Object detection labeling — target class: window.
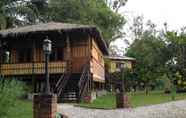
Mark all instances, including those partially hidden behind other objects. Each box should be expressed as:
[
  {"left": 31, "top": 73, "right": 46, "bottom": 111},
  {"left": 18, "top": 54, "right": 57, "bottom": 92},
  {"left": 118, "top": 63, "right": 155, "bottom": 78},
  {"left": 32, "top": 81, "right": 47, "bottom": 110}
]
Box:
[{"left": 116, "top": 62, "right": 125, "bottom": 70}]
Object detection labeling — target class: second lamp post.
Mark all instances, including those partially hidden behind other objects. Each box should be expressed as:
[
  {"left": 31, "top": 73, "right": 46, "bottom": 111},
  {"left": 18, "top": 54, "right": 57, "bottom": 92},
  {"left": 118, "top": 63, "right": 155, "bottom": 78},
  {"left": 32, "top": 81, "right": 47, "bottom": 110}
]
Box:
[{"left": 116, "top": 63, "right": 129, "bottom": 108}]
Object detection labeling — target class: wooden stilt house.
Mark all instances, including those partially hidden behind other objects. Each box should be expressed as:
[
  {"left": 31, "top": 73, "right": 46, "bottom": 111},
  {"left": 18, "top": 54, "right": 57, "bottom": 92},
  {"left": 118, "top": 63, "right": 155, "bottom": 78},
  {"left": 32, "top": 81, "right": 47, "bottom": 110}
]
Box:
[{"left": 0, "top": 22, "right": 108, "bottom": 102}]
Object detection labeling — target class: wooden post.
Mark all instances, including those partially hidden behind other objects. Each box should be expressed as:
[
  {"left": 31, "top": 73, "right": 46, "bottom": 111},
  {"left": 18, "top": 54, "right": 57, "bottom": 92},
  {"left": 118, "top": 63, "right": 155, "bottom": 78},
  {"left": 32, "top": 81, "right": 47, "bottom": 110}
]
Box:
[
  {"left": 88, "top": 36, "right": 92, "bottom": 94},
  {"left": 66, "top": 35, "right": 71, "bottom": 73},
  {"left": 32, "top": 40, "right": 36, "bottom": 93}
]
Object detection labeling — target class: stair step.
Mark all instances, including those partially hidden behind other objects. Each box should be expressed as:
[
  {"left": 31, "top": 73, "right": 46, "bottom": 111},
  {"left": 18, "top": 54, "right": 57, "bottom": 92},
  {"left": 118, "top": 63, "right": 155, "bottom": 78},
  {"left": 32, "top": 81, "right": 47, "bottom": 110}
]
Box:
[{"left": 58, "top": 91, "right": 79, "bottom": 103}]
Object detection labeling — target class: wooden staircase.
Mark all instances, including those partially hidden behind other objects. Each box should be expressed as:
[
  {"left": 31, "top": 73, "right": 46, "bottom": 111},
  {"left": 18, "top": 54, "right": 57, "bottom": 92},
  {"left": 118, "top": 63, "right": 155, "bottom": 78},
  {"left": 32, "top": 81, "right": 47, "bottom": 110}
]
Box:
[
  {"left": 54, "top": 72, "right": 71, "bottom": 101},
  {"left": 54, "top": 63, "right": 90, "bottom": 102},
  {"left": 62, "top": 91, "right": 77, "bottom": 101},
  {"left": 61, "top": 78, "right": 79, "bottom": 102},
  {"left": 78, "top": 63, "right": 90, "bottom": 102}
]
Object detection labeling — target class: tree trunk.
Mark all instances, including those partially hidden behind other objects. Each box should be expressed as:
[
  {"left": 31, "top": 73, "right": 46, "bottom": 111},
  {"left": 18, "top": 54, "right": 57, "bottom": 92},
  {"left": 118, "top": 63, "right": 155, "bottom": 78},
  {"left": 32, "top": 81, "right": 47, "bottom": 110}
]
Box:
[{"left": 145, "top": 82, "right": 149, "bottom": 95}]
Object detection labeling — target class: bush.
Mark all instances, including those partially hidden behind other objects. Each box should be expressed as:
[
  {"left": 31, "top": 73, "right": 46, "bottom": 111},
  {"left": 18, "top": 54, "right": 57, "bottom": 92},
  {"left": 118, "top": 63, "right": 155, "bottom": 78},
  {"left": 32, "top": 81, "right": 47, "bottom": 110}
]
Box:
[{"left": 0, "top": 77, "right": 25, "bottom": 117}]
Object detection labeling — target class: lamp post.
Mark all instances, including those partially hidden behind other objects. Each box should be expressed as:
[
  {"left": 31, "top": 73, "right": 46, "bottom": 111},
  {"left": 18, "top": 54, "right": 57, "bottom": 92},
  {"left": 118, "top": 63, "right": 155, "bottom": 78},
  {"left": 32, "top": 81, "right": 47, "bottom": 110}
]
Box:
[
  {"left": 34, "top": 38, "right": 58, "bottom": 118},
  {"left": 43, "top": 38, "right": 52, "bottom": 94},
  {"left": 4, "top": 51, "right": 10, "bottom": 64},
  {"left": 116, "top": 63, "right": 129, "bottom": 108},
  {"left": 120, "top": 63, "right": 125, "bottom": 93}
]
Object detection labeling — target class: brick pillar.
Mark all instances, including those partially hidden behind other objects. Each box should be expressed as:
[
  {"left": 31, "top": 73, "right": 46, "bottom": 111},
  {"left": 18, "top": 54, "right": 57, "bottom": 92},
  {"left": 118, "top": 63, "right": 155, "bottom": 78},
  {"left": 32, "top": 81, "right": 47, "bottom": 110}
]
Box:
[
  {"left": 116, "top": 93, "right": 130, "bottom": 108},
  {"left": 33, "top": 94, "right": 57, "bottom": 118}
]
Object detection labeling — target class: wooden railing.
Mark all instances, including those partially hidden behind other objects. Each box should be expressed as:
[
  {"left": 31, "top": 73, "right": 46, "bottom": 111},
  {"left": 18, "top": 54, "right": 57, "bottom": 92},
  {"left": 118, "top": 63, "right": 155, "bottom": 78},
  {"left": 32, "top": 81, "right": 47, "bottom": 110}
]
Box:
[
  {"left": 55, "top": 72, "right": 71, "bottom": 96},
  {"left": 0, "top": 61, "right": 67, "bottom": 76},
  {"left": 78, "top": 63, "right": 90, "bottom": 101}
]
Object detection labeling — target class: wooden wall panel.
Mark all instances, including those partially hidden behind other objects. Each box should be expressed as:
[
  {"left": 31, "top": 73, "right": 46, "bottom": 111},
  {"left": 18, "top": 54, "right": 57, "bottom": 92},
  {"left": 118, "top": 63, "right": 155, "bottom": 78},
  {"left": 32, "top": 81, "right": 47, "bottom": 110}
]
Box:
[
  {"left": 71, "top": 57, "right": 87, "bottom": 73},
  {"left": 72, "top": 46, "right": 89, "bottom": 57},
  {"left": 10, "top": 49, "right": 17, "bottom": 63},
  {"left": 35, "top": 48, "right": 44, "bottom": 62},
  {"left": 91, "top": 39, "right": 105, "bottom": 82},
  {"left": 90, "top": 58, "right": 105, "bottom": 82},
  {"left": 10, "top": 47, "right": 43, "bottom": 63},
  {"left": 70, "top": 39, "right": 90, "bottom": 73},
  {"left": 7, "top": 38, "right": 92, "bottom": 74}
]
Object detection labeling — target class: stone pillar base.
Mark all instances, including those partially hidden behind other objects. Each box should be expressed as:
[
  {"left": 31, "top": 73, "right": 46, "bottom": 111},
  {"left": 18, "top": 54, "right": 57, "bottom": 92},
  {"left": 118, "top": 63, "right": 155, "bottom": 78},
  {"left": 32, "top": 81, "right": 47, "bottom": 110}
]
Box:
[
  {"left": 116, "top": 93, "right": 130, "bottom": 108},
  {"left": 33, "top": 93, "right": 57, "bottom": 118}
]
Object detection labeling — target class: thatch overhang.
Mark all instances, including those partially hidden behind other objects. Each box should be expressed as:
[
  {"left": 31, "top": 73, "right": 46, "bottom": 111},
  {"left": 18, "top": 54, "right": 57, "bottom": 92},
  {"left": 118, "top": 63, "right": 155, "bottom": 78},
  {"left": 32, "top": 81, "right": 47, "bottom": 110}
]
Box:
[{"left": 0, "top": 22, "right": 108, "bottom": 55}]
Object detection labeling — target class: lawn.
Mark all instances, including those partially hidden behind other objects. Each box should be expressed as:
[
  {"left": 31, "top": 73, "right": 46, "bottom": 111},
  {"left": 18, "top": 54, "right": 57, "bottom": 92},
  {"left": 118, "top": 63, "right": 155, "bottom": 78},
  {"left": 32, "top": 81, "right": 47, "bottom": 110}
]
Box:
[
  {"left": 79, "top": 91, "right": 186, "bottom": 109},
  {"left": 8, "top": 100, "right": 33, "bottom": 118},
  {"left": 7, "top": 91, "right": 186, "bottom": 117}
]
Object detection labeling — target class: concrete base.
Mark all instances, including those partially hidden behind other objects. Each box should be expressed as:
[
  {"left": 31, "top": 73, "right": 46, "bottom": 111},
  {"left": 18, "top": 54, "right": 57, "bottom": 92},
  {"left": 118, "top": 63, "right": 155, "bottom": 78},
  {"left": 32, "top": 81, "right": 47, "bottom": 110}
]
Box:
[
  {"left": 33, "top": 93, "right": 57, "bottom": 118},
  {"left": 96, "top": 90, "right": 107, "bottom": 97}
]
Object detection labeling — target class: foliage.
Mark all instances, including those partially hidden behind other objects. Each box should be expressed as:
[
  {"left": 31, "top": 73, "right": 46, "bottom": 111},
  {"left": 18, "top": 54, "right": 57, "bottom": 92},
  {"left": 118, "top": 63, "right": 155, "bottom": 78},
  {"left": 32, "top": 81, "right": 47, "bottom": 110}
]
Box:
[
  {"left": 127, "top": 31, "right": 167, "bottom": 88},
  {"left": 164, "top": 29, "right": 186, "bottom": 79},
  {"left": 0, "top": 0, "right": 39, "bottom": 29},
  {"left": 0, "top": 0, "right": 127, "bottom": 45},
  {"left": 126, "top": 18, "right": 172, "bottom": 94},
  {"left": 162, "top": 74, "right": 171, "bottom": 91},
  {"left": 46, "top": 0, "right": 126, "bottom": 44},
  {"left": 104, "top": 0, "right": 128, "bottom": 13},
  {"left": 0, "top": 78, "right": 25, "bottom": 118},
  {"left": 130, "top": 15, "right": 144, "bottom": 40},
  {"left": 127, "top": 16, "right": 186, "bottom": 93}
]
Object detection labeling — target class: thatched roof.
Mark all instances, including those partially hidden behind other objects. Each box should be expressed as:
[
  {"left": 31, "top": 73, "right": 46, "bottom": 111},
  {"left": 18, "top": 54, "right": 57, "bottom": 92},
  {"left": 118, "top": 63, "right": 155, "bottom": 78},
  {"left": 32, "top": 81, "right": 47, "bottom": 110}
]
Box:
[{"left": 0, "top": 22, "right": 108, "bottom": 54}]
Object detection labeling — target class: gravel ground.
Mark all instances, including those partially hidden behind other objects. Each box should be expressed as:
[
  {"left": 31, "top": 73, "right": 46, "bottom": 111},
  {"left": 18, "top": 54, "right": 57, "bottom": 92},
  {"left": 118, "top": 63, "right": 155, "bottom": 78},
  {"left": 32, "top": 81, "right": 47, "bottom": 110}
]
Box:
[{"left": 58, "top": 100, "right": 186, "bottom": 118}]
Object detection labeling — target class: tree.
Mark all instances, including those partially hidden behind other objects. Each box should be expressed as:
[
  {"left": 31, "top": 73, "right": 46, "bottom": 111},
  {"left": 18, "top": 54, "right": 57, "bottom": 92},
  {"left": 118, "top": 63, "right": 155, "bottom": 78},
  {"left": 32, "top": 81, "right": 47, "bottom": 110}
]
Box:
[
  {"left": 104, "top": 0, "right": 128, "bottom": 13},
  {"left": 127, "top": 21, "right": 168, "bottom": 94},
  {"left": 163, "top": 25, "right": 186, "bottom": 80},
  {"left": 130, "top": 15, "right": 144, "bottom": 40},
  {"left": 46, "top": 0, "right": 126, "bottom": 44},
  {"left": 0, "top": 0, "right": 127, "bottom": 45},
  {"left": 0, "top": 0, "right": 39, "bottom": 29}
]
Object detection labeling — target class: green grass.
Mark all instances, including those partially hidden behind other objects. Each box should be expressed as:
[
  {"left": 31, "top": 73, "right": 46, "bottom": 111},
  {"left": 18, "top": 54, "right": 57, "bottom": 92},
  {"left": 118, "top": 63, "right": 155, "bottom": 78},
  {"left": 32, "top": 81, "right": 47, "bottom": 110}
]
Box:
[
  {"left": 79, "top": 91, "right": 186, "bottom": 109},
  {"left": 79, "top": 93, "right": 116, "bottom": 109},
  {"left": 6, "top": 91, "right": 186, "bottom": 117},
  {"left": 8, "top": 100, "right": 32, "bottom": 118}
]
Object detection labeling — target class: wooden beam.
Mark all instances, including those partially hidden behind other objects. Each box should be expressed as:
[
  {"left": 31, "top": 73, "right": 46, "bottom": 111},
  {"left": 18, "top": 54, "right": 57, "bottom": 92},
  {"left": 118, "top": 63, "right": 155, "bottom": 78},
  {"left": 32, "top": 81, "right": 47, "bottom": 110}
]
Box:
[
  {"left": 32, "top": 40, "right": 36, "bottom": 93},
  {"left": 66, "top": 34, "right": 72, "bottom": 72}
]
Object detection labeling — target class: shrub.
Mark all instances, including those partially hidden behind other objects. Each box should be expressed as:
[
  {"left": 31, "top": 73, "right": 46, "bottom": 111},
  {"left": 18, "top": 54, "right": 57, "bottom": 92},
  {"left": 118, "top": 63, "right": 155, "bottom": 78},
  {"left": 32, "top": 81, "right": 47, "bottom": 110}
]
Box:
[{"left": 0, "top": 77, "right": 25, "bottom": 118}]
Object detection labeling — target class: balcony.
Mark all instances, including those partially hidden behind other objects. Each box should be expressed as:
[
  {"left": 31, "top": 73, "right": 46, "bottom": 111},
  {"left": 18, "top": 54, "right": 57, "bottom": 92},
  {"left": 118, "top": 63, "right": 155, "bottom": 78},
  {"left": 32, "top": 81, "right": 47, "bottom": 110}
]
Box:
[{"left": 0, "top": 61, "right": 67, "bottom": 76}]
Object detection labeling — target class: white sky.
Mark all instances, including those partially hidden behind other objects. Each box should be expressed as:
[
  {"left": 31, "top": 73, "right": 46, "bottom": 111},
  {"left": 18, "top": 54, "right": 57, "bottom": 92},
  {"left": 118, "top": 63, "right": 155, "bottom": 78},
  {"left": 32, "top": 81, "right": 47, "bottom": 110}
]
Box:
[
  {"left": 122, "top": 0, "right": 186, "bottom": 30},
  {"left": 112, "top": 0, "right": 186, "bottom": 55}
]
